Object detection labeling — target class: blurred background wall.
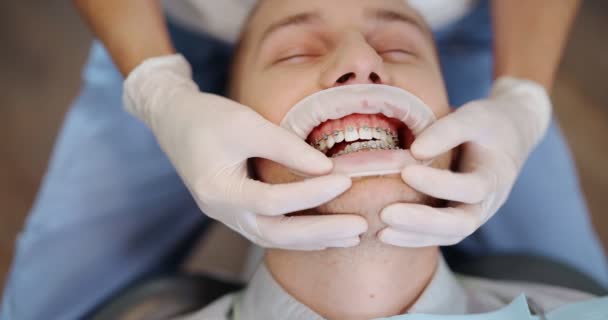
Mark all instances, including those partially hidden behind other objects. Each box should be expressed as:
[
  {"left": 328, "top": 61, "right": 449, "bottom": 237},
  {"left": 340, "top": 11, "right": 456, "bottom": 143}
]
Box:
[{"left": 1, "top": 1, "right": 607, "bottom": 291}]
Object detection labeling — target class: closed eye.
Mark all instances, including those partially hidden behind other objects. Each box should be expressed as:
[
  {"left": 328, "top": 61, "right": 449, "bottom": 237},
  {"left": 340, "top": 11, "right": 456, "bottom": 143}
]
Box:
[
  {"left": 275, "top": 54, "right": 318, "bottom": 64},
  {"left": 379, "top": 49, "right": 415, "bottom": 62}
]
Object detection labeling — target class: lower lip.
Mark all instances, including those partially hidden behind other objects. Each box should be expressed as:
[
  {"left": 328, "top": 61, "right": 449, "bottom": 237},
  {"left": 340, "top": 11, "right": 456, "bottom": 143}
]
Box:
[
  {"left": 331, "top": 149, "right": 432, "bottom": 178},
  {"left": 289, "top": 149, "right": 433, "bottom": 178}
]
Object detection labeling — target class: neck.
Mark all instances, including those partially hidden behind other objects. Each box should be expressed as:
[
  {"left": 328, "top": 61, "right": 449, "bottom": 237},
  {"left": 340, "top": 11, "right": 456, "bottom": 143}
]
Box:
[{"left": 265, "top": 241, "right": 438, "bottom": 320}]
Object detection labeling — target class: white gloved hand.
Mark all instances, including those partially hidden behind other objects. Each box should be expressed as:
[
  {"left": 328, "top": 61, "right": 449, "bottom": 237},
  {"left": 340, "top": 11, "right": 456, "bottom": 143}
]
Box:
[
  {"left": 379, "top": 77, "right": 552, "bottom": 247},
  {"left": 123, "top": 54, "right": 367, "bottom": 250}
]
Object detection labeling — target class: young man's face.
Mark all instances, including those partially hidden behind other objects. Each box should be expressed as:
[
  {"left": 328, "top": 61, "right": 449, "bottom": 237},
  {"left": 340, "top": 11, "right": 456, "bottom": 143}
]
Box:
[{"left": 231, "top": 0, "right": 453, "bottom": 232}]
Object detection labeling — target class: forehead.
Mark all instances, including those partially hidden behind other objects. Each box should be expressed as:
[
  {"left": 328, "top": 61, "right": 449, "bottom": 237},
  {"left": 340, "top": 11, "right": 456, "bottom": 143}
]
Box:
[{"left": 247, "top": 0, "right": 427, "bottom": 41}]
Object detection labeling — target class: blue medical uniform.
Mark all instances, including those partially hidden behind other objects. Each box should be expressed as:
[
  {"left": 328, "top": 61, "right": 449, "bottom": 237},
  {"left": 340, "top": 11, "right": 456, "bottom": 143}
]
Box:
[{"left": 2, "top": 1, "right": 606, "bottom": 319}]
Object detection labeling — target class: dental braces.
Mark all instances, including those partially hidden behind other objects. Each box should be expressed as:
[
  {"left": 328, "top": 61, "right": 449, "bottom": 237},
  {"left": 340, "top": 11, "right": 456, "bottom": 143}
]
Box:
[
  {"left": 311, "top": 126, "right": 399, "bottom": 153},
  {"left": 332, "top": 140, "right": 402, "bottom": 157}
]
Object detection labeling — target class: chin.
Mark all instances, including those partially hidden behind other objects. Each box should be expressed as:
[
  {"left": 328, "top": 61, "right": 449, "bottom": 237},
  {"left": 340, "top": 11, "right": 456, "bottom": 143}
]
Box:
[
  {"left": 254, "top": 150, "right": 451, "bottom": 235},
  {"left": 316, "top": 175, "right": 426, "bottom": 214},
  {"left": 318, "top": 175, "right": 435, "bottom": 236}
]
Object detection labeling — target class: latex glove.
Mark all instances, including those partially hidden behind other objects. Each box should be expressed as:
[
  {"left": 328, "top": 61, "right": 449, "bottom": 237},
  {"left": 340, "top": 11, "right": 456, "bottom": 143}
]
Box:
[
  {"left": 379, "top": 77, "right": 552, "bottom": 247},
  {"left": 123, "top": 54, "right": 367, "bottom": 250}
]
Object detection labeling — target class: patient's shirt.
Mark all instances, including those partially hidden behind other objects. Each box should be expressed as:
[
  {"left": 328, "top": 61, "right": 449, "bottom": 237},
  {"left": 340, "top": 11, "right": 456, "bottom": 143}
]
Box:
[{"left": 178, "top": 258, "right": 594, "bottom": 320}]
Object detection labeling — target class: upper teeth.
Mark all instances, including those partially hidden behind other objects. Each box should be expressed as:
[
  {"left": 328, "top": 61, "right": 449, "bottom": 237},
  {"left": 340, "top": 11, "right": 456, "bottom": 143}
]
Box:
[
  {"left": 345, "top": 127, "right": 358, "bottom": 142},
  {"left": 358, "top": 126, "right": 373, "bottom": 140},
  {"left": 373, "top": 127, "right": 384, "bottom": 140},
  {"left": 333, "top": 130, "right": 345, "bottom": 143},
  {"left": 311, "top": 127, "right": 400, "bottom": 156},
  {"left": 325, "top": 134, "right": 335, "bottom": 149}
]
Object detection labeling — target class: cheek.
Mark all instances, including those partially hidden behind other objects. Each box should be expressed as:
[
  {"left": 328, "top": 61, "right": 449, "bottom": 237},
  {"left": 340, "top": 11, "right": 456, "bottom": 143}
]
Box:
[
  {"left": 238, "top": 68, "right": 322, "bottom": 125},
  {"left": 254, "top": 158, "right": 300, "bottom": 184},
  {"left": 389, "top": 65, "right": 450, "bottom": 118}
]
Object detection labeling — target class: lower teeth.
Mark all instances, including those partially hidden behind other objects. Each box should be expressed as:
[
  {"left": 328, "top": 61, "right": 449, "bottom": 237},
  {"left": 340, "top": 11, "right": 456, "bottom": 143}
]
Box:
[{"left": 332, "top": 139, "right": 401, "bottom": 157}]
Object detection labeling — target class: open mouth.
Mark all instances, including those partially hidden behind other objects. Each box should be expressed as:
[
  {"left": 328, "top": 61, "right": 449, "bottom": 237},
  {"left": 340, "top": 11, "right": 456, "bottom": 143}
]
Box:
[
  {"left": 306, "top": 113, "right": 415, "bottom": 158},
  {"left": 280, "top": 84, "right": 435, "bottom": 177}
]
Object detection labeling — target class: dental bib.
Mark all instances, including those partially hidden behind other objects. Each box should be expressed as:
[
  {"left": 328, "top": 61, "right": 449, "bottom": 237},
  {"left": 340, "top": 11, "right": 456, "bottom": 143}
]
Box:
[
  {"left": 280, "top": 85, "right": 437, "bottom": 178},
  {"left": 376, "top": 295, "right": 608, "bottom": 320}
]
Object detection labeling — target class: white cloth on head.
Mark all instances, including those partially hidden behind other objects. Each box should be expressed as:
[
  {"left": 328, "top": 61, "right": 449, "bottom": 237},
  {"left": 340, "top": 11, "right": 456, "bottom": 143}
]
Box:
[{"left": 162, "top": 0, "right": 478, "bottom": 44}]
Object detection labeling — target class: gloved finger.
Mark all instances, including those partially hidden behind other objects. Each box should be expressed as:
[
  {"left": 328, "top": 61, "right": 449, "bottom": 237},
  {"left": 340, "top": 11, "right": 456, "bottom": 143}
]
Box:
[
  {"left": 378, "top": 227, "right": 462, "bottom": 247},
  {"left": 244, "top": 116, "right": 334, "bottom": 176},
  {"left": 256, "top": 214, "right": 368, "bottom": 250},
  {"left": 380, "top": 203, "right": 481, "bottom": 238},
  {"left": 285, "top": 237, "right": 363, "bottom": 251},
  {"left": 323, "top": 237, "right": 362, "bottom": 248},
  {"left": 410, "top": 109, "right": 477, "bottom": 160},
  {"left": 235, "top": 174, "right": 352, "bottom": 216},
  {"left": 402, "top": 165, "right": 495, "bottom": 204}
]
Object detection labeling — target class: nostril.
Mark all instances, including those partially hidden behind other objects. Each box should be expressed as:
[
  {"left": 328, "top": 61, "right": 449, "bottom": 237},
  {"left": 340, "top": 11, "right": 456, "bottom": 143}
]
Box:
[
  {"left": 369, "top": 72, "right": 381, "bottom": 84},
  {"left": 336, "top": 72, "right": 355, "bottom": 84}
]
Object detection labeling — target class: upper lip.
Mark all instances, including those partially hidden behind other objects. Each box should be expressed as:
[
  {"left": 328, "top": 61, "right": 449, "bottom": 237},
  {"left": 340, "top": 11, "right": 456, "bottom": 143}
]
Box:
[{"left": 279, "top": 84, "right": 436, "bottom": 140}]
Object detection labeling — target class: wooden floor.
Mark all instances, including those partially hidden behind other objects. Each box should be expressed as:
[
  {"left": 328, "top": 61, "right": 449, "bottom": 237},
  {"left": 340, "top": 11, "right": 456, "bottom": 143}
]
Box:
[{"left": 1, "top": 1, "right": 607, "bottom": 291}]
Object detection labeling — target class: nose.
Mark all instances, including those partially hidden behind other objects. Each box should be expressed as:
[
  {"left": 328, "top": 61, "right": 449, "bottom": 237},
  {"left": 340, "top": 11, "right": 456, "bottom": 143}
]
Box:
[{"left": 320, "top": 33, "right": 389, "bottom": 88}]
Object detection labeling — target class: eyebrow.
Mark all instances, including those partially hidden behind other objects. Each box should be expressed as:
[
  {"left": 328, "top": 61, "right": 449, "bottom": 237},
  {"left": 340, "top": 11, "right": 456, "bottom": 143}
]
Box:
[
  {"left": 257, "top": 7, "right": 431, "bottom": 50},
  {"left": 259, "top": 11, "right": 322, "bottom": 45},
  {"left": 365, "top": 8, "right": 431, "bottom": 39}
]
